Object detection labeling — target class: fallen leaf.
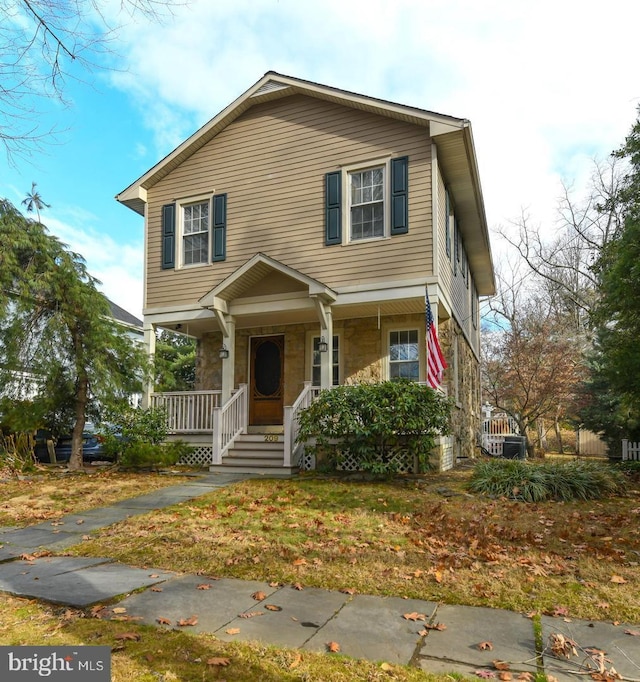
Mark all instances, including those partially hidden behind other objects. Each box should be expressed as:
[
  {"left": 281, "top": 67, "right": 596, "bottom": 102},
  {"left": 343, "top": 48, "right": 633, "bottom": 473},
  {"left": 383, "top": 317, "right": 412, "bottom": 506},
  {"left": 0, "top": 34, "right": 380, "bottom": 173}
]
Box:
[
  {"left": 340, "top": 588, "right": 356, "bottom": 595},
  {"left": 264, "top": 604, "right": 282, "bottom": 611},
  {"left": 498, "top": 672, "right": 512, "bottom": 681},
  {"left": 114, "top": 632, "right": 140, "bottom": 641},
  {"left": 610, "top": 575, "right": 628, "bottom": 584},
  {"left": 292, "top": 583, "right": 304, "bottom": 590},
  {"left": 238, "top": 611, "right": 263, "bottom": 619},
  {"left": 475, "top": 670, "right": 496, "bottom": 678},
  {"left": 149, "top": 574, "right": 160, "bottom": 578},
  {"left": 517, "top": 674, "right": 534, "bottom": 681},
  {"left": 403, "top": 612, "right": 427, "bottom": 621},
  {"left": 156, "top": 617, "right": 171, "bottom": 625},
  {"left": 225, "top": 627, "right": 240, "bottom": 635},
  {"left": 625, "top": 630, "right": 640, "bottom": 636},
  {"left": 207, "top": 657, "right": 230, "bottom": 666},
  {"left": 112, "top": 607, "right": 127, "bottom": 614},
  {"left": 552, "top": 606, "right": 570, "bottom": 617},
  {"left": 380, "top": 662, "right": 394, "bottom": 671},
  {"left": 434, "top": 569, "right": 443, "bottom": 583},
  {"left": 251, "top": 591, "right": 267, "bottom": 601},
  {"left": 293, "top": 558, "right": 307, "bottom": 566},
  {"left": 478, "top": 641, "right": 494, "bottom": 651},
  {"left": 177, "top": 616, "right": 198, "bottom": 626},
  {"left": 269, "top": 581, "right": 281, "bottom": 588},
  {"left": 150, "top": 586, "right": 163, "bottom": 593},
  {"left": 493, "top": 660, "right": 511, "bottom": 671},
  {"left": 289, "top": 653, "right": 302, "bottom": 669},
  {"left": 424, "top": 622, "right": 447, "bottom": 631},
  {"left": 197, "top": 584, "right": 212, "bottom": 590},
  {"left": 91, "top": 605, "right": 107, "bottom": 618},
  {"left": 327, "top": 641, "right": 341, "bottom": 653}
]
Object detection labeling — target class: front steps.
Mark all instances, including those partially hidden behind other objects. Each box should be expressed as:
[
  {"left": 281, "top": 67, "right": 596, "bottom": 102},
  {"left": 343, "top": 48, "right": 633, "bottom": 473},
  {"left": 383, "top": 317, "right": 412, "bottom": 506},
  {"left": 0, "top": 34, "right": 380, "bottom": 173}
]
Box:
[{"left": 209, "top": 433, "right": 297, "bottom": 476}]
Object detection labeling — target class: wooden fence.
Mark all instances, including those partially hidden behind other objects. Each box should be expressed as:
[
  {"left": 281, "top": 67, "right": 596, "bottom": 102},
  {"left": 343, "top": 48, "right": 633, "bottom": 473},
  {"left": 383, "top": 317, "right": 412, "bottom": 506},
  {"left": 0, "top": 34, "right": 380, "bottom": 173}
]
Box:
[{"left": 622, "top": 439, "right": 640, "bottom": 461}]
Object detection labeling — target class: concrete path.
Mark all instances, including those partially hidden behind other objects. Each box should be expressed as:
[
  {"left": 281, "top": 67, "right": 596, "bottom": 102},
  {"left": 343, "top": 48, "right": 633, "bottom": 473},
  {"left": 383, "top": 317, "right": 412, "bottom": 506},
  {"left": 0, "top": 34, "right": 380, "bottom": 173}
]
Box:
[{"left": 1, "top": 472, "right": 639, "bottom": 679}]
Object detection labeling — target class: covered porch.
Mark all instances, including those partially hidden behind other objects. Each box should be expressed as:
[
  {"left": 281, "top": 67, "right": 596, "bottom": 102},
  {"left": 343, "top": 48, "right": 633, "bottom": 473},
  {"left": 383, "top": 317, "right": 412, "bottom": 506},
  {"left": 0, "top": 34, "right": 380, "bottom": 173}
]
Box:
[{"left": 143, "top": 254, "right": 450, "bottom": 473}]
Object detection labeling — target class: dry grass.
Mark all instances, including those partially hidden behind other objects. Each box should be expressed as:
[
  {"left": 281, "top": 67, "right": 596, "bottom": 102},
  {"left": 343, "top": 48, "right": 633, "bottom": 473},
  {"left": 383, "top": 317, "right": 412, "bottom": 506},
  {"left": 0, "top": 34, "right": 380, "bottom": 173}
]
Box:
[
  {"left": 65, "top": 469, "right": 640, "bottom": 624},
  {"left": 0, "top": 595, "right": 439, "bottom": 681},
  {"left": 0, "top": 469, "right": 191, "bottom": 527}
]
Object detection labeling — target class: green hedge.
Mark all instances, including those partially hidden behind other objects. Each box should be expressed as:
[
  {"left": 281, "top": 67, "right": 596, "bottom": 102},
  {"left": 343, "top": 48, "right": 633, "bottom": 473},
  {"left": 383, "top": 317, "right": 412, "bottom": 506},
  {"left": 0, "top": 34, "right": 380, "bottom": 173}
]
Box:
[{"left": 296, "top": 380, "right": 451, "bottom": 475}]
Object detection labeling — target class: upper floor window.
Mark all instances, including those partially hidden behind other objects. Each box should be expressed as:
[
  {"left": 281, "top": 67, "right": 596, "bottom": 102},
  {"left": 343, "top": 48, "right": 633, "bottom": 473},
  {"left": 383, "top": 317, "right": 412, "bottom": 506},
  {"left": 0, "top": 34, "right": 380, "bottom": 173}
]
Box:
[
  {"left": 161, "top": 193, "right": 227, "bottom": 270},
  {"left": 389, "top": 329, "right": 419, "bottom": 381},
  {"left": 349, "top": 167, "right": 384, "bottom": 240},
  {"left": 183, "top": 201, "right": 209, "bottom": 266},
  {"left": 324, "top": 156, "right": 408, "bottom": 246}
]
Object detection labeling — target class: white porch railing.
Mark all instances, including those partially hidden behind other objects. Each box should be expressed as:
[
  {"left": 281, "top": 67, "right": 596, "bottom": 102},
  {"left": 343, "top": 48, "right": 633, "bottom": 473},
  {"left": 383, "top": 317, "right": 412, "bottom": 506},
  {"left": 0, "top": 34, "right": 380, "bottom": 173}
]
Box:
[
  {"left": 283, "top": 382, "right": 322, "bottom": 468},
  {"left": 150, "top": 391, "right": 221, "bottom": 433},
  {"left": 622, "top": 439, "right": 640, "bottom": 461},
  {"left": 212, "top": 384, "right": 248, "bottom": 465}
]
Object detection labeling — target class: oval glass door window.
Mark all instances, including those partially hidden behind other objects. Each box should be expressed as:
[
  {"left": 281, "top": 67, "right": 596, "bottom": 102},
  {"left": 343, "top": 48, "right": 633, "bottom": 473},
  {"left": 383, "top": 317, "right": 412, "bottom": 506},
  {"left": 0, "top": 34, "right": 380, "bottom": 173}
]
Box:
[{"left": 255, "top": 340, "right": 281, "bottom": 396}]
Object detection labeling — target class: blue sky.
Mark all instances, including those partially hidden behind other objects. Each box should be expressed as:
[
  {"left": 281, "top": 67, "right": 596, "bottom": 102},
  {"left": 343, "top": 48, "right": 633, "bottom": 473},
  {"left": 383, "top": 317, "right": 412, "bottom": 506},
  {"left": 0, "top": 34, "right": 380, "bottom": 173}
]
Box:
[{"left": 2, "top": 0, "right": 639, "bottom": 320}]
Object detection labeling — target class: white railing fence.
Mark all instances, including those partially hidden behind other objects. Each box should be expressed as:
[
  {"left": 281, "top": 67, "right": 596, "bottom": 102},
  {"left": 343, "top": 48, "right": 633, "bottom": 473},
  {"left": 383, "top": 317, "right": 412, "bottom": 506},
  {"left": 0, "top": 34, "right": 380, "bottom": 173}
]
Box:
[
  {"left": 212, "top": 384, "right": 248, "bottom": 465},
  {"left": 283, "top": 382, "right": 322, "bottom": 468},
  {"left": 622, "top": 439, "right": 640, "bottom": 461},
  {"left": 150, "top": 391, "right": 221, "bottom": 433}
]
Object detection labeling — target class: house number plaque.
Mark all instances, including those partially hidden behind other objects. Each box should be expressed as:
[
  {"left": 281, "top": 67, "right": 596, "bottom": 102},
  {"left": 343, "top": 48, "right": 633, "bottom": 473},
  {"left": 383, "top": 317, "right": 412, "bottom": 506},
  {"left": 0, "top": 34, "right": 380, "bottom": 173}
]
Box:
[{"left": 264, "top": 434, "right": 279, "bottom": 442}]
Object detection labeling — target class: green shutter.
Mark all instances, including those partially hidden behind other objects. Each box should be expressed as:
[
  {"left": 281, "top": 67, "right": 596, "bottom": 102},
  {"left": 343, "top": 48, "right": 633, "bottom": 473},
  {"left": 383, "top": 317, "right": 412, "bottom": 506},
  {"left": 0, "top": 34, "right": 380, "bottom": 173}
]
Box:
[
  {"left": 212, "top": 193, "right": 227, "bottom": 262},
  {"left": 161, "top": 203, "right": 175, "bottom": 269},
  {"left": 390, "top": 156, "right": 408, "bottom": 235},
  {"left": 445, "top": 189, "right": 451, "bottom": 258},
  {"left": 325, "top": 171, "right": 342, "bottom": 245}
]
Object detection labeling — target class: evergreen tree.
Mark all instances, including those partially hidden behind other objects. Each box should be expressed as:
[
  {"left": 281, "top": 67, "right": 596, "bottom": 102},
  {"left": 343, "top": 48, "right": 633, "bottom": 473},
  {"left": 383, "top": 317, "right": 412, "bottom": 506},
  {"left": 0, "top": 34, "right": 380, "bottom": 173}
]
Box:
[{"left": 0, "top": 199, "right": 148, "bottom": 469}]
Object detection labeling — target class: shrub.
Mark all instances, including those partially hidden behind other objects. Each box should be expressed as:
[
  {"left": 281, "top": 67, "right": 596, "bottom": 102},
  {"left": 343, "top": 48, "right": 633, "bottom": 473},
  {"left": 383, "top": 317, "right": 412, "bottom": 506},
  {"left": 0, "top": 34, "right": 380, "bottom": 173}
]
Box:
[
  {"left": 0, "top": 432, "right": 37, "bottom": 475},
  {"left": 297, "top": 380, "right": 452, "bottom": 475},
  {"left": 469, "top": 459, "right": 627, "bottom": 501},
  {"left": 100, "top": 406, "right": 192, "bottom": 469}
]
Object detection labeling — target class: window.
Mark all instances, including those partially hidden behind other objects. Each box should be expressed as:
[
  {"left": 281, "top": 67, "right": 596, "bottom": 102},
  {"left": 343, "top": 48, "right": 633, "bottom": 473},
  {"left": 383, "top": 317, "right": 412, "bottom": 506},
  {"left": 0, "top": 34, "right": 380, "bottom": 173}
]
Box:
[
  {"left": 324, "top": 156, "right": 407, "bottom": 246},
  {"left": 350, "top": 167, "right": 384, "bottom": 240},
  {"left": 389, "top": 329, "right": 419, "bottom": 381},
  {"left": 312, "top": 335, "right": 339, "bottom": 386},
  {"left": 182, "top": 201, "right": 209, "bottom": 265},
  {"left": 161, "top": 193, "right": 227, "bottom": 270}
]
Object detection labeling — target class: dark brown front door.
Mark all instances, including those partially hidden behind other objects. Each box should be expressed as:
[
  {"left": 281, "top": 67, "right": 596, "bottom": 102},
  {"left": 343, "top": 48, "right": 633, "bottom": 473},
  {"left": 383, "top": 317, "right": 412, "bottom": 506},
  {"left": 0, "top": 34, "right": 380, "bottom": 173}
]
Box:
[{"left": 249, "top": 335, "right": 284, "bottom": 426}]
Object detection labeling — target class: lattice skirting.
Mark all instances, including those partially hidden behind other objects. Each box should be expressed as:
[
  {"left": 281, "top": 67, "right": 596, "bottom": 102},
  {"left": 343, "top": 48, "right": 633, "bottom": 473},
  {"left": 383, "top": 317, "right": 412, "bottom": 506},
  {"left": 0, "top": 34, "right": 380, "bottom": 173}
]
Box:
[
  {"left": 179, "top": 446, "right": 213, "bottom": 466},
  {"left": 300, "top": 449, "right": 417, "bottom": 473}
]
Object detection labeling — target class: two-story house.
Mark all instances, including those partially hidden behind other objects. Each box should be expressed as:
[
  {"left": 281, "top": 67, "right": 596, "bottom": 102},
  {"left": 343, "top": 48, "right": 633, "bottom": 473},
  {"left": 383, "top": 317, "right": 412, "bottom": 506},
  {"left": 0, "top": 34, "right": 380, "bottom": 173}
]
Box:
[{"left": 116, "top": 72, "right": 495, "bottom": 473}]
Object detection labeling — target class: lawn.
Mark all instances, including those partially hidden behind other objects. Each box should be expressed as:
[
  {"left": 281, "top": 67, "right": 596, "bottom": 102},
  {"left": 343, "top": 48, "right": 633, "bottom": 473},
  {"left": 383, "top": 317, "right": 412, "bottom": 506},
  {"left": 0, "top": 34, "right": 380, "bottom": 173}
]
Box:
[
  {"left": 67, "top": 467, "right": 640, "bottom": 624},
  {"left": 0, "top": 469, "right": 191, "bottom": 527},
  {"left": 2, "top": 464, "right": 640, "bottom": 681}
]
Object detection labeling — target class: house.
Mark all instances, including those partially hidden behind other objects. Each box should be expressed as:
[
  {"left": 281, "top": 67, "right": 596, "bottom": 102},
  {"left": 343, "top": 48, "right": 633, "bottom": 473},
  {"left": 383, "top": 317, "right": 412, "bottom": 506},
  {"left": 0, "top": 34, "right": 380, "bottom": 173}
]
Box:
[{"left": 116, "top": 72, "right": 495, "bottom": 473}]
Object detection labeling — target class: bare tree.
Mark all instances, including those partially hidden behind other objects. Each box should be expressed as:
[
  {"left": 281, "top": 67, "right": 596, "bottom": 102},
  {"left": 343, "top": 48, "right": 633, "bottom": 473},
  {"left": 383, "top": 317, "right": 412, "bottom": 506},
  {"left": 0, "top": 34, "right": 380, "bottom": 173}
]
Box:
[
  {"left": 0, "top": 0, "right": 182, "bottom": 159},
  {"left": 482, "top": 262, "right": 585, "bottom": 456},
  {"left": 497, "top": 157, "right": 625, "bottom": 332}
]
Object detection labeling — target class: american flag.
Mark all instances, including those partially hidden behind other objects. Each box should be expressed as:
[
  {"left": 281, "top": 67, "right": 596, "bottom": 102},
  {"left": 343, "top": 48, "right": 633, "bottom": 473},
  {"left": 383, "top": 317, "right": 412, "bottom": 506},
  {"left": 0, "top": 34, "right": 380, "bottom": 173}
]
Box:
[{"left": 426, "top": 293, "right": 447, "bottom": 389}]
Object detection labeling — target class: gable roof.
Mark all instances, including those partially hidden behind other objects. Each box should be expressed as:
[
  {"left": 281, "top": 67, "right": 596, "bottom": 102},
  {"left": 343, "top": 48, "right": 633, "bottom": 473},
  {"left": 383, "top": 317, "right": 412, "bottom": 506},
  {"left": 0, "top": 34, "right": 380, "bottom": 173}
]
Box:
[
  {"left": 108, "top": 300, "right": 143, "bottom": 330},
  {"left": 116, "top": 72, "right": 494, "bottom": 295}
]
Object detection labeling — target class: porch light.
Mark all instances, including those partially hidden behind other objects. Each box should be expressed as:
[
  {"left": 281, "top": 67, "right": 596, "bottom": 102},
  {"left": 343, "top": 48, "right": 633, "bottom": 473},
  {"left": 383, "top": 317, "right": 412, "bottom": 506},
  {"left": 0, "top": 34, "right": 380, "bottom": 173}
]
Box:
[
  {"left": 219, "top": 345, "right": 230, "bottom": 359},
  {"left": 318, "top": 337, "right": 328, "bottom": 353}
]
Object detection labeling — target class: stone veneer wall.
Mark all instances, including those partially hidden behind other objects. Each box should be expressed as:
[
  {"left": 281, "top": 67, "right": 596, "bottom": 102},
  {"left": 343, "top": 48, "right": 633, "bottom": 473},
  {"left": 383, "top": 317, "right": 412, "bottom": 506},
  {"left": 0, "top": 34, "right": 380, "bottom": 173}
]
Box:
[
  {"left": 193, "top": 314, "right": 480, "bottom": 463},
  {"left": 438, "top": 317, "right": 481, "bottom": 461}
]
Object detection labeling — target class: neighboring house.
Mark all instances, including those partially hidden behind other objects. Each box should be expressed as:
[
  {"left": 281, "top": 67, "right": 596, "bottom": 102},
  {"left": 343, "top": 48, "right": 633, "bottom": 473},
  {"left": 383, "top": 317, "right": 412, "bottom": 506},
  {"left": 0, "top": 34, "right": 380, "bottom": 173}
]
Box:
[
  {"left": 108, "top": 300, "right": 144, "bottom": 407},
  {"left": 116, "top": 72, "right": 495, "bottom": 473}
]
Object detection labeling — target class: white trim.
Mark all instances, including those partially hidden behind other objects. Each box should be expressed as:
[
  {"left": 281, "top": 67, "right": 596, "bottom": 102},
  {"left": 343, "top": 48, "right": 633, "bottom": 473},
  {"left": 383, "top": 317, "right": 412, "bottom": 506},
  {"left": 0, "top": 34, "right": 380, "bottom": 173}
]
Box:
[
  {"left": 341, "top": 157, "right": 390, "bottom": 245},
  {"left": 381, "top": 322, "right": 424, "bottom": 382},
  {"left": 175, "top": 192, "right": 215, "bottom": 269},
  {"left": 306, "top": 330, "right": 342, "bottom": 387}
]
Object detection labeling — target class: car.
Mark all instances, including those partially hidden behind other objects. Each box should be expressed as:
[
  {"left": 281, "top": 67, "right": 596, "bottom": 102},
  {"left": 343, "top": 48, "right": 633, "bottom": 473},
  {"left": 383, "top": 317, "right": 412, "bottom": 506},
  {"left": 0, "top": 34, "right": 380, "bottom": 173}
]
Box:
[{"left": 52, "top": 432, "right": 115, "bottom": 464}]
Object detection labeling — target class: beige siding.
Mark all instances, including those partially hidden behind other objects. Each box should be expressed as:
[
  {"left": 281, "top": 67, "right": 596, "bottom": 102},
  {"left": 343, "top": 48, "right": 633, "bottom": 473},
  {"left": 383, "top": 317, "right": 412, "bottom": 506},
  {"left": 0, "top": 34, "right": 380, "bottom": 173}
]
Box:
[
  {"left": 437, "top": 168, "right": 480, "bottom": 357},
  {"left": 146, "top": 95, "right": 433, "bottom": 308}
]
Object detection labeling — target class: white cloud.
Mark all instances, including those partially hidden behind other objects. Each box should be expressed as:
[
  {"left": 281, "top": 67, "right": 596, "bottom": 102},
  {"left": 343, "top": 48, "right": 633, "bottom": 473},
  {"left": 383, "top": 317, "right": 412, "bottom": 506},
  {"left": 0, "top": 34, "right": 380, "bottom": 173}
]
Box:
[
  {"left": 44, "top": 214, "right": 144, "bottom": 320},
  {"left": 104, "top": 0, "right": 640, "bottom": 268}
]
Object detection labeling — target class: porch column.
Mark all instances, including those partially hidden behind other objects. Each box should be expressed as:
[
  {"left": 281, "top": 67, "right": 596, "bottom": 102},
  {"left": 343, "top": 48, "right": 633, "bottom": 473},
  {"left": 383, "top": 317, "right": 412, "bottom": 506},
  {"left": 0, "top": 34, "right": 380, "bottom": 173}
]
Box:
[
  {"left": 221, "top": 317, "right": 236, "bottom": 403},
  {"left": 320, "top": 305, "right": 333, "bottom": 390},
  {"left": 141, "top": 321, "right": 156, "bottom": 409}
]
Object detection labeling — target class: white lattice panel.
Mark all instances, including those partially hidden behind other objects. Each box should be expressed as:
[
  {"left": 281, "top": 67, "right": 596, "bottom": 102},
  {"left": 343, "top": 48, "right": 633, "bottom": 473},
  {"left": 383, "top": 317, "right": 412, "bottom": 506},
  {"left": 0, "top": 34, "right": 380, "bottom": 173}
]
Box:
[
  {"left": 300, "top": 451, "right": 316, "bottom": 471},
  {"left": 337, "top": 451, "right": 417, "bottom": 473},
  {"left": 179, "top": 446, "right": 213, "bottom": 466}
]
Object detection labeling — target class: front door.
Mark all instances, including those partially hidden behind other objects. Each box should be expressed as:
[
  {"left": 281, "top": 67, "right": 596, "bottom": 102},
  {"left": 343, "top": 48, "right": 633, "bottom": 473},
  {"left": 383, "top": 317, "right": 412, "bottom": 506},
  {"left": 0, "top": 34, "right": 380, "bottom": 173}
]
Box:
[{"left": 249, "top": 335, "right": 284, "bottom": 426}]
